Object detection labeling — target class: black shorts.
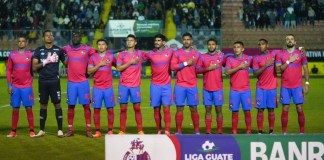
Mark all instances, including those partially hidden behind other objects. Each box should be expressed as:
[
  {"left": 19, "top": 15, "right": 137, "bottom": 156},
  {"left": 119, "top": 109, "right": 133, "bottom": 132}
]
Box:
[{"left": 38, "top": 80, "right": 61, "bottom": 104}]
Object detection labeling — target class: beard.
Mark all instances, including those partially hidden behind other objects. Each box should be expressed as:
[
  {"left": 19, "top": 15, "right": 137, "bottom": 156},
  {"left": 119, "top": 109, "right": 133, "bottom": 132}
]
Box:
[{"left": 287, "top": 43, "right": 294, "bottom": 48}]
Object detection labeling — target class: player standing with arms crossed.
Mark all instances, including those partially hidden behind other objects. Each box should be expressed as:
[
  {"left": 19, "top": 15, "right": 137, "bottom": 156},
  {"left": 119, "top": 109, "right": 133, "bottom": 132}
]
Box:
[
  {"left": 275, "top": 34, "right": 309, "bottom": 134},
  {"left": 6, "top": 34, "right": 35, "bottom": 137},
  {"left": 196, "top": 38, "right": 225, "bottom": 134},
  {"left": 87, "top": 39, "right": 116, "bottom": 137}
]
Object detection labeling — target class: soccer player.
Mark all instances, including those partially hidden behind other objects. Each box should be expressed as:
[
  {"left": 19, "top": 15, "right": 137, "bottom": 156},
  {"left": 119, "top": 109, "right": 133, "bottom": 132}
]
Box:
[
  {"left": 275, "top": 34, "right": 309, "bottom": 134},
  {"left": 196, "top": 38, "right": 224, "bottom": 134},
  {"left": 144, "top": 33, "right": 172, "bottom": 135},
  {"left": 116, "top": 34, "right": 145, "bottom": 134},
  {"left": 32, "top": 30, "right": 66, "bottom": 137},
  {"left": 170, "top": 32, "right": 201, "bottom": 134},
  {"left": 225, "top": 41, "right": 253, "bottom": 134},
  {"left": 87, "top": 39, "right": 116, "bottom": 138},
  {"left": 252, "top": 39, "right": 277, "bottom": 134},
  {"left": 62, "top": 31, "right": 96, "bottom": 138},
  {"left": 6, "top": 34, "right": 35, "bottom": 138}
]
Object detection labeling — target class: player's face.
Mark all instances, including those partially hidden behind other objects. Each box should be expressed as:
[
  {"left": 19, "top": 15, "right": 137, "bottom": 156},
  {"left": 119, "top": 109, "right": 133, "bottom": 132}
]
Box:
[
  {"left": 258, "top": 41, "right": 268, "bottom": 53},
  {"left": 207, "top": 41, "right": 217, "bottom": 54},
  {"left": 43, "top": 32, "right": 54, "bottom": 44},
  {"left": 126, "top": 37, "right": 137, "bottom": 49},
  {"left": 17, "top": 37, "right": 28, "bottom": 49},
  {"left": 286, "top": 35, "right": 296, "bottom": 48},
  {"left": 154, "top": 38, "right": 165, "bottom": 49},
  {"left": 72, "top": 34, "right": 81, "bottom": 45},
  {"left": 97, "top": 41, "right": 108, "bottom": 53},
  {"left": 233, "top": 43, "right": 244, "bottom": 56},
  {"left": 182, "top": 36, "right": 193, "bottom": 49}
]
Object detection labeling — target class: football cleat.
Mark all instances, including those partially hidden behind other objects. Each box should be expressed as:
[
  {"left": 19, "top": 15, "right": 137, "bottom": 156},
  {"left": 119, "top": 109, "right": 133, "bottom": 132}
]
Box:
[
  {"left": 138, "top": 131, "right": 144, "bottom": 135},
  {"left": 29, "top": 131, "right": 36, "bottom": 137},
  {"left": 58, "top": 130, "right": 64, "bottom": 138},
  {"left": 86, "top": 131, "right": 93, "bottom": 138},
  {"left": 164, "top": 130, "right": 170, "bottom": 136},
  {"left": 157, "top": 130, "right": 162, "bottom": 134},
  {"left": 34, "top": 130, "right": 46, "bottom": 137},
  {"left": 65, "top": 130, "right": 74, "bottom": 137},
  {"left": 93, "top": 131, "right": 102, "bottom": 138},
  {"left": 118, "top": 131, "right": 125, "bottom": 135},
  {"left": 7, "top": 131, "right": 17, "bottom": 138},
  {"left": 107, "top": 130, "right": 113, "bottom": 135}
]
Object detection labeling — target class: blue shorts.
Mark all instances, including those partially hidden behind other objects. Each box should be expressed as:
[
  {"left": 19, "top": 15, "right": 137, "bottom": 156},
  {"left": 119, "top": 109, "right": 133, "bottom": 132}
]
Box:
[
  {"left": 229, "top": 89, "right": 252, "bottom": 111},
  {"left": 203, "top": 89, "right": 224, "bottom": 106},
  {"left": 150, "top": 83, "right": 172, "bottom": 107},
  {"left": 118, "top": 85, "right": 141, "bottom": 103},
  {"left": 280, "top": 86, "right": 304, "bottom": 105},
  {"left": 173, "top": 85, "right": 199, "bottom": 106},
  {"left": 67, "top": 80, "right": 91, "bottom": 105},
  {"left": 92, "top": 87, "right": 115, "bottom": 109},
  {"left": 11, "top": 86, "right": 34, "bottom": 108},
  {"left": 255, "top": 88, "right": 277, "bottom": 109}
]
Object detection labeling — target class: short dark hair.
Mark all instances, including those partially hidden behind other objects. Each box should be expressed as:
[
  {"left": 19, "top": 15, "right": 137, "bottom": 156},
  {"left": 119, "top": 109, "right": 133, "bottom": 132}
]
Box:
[
  {"left": 258, "top": 39, "right": 268, "bottom": 44},
  {"left": 233, "top": 41, "right": 244, "bottom": 47},
  {"left": 97, "top": 38, "right": 108, "bottom": 45},
  {"left": 207, "top": 38, "right": 217, "bottom": 45},
  {"left": 18, "top": 33, "right": 28, "bottom": 41},
  {"left": 42, "top": 30, "right": 52, "bottom": 37},
  {"left": 154, "top": 33, "right": 167, "bottom": 41},
  {"left": 182, "top": 32, "right": 192, "bottom": 39},
  {"left": 286, "top": 33, "right": 295, "bottom": 38},
  {"left": 127, "top": 34, "right": 137, "bottom": 41}
]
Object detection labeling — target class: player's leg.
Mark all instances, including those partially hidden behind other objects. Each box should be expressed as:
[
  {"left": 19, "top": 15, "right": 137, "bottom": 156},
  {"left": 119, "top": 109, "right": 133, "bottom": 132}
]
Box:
[
  {"left": 174, "top": 85, "right": 186, "bottom": 134},
  {"left": 241, "top": 90, "right": 252, "bottom": 134},
  {"left": 21, "top": 86, "right": 35, "bottom": 137},
  {"left": 104, "top": 87, "right": 115, "bottom": 135},
  {"left": 79, "top": 80, "right": 92, "bottom": 135},
  {"left": 266, "top": 89, "right": 277, "bottom": 134},
  {"left": 49, "top": 80, "right": 64, "bottom": 137},
  {"left": 92, "top": 87, "right": 103, "bottom": 138},
  {"left": 118, "top": 85, "right": 129, "bottom": 134},
  {"left": 214, "top": 89, "right": 224, "bottom": 134},
  {"left": 203, "top": 89, "right": 213, "bottom": 134},
  {"left": 187, "top": 87, "right": 200, "bottom": 134},
  {"left": 229, "top": 90, "right": 240, "bottom": 134},
  {"left": 130, "top": 86, "right": 143, "bottom": 134},
  {"left": 150, "top": 83, "right": 162, "bottom": 133},
  {"left": 7, "top": 86, "right": 21, "bottom": 137},
  {"left": 161, "top": 83, "right": 172, "bottom": 135},
  {"left": 35, "top": 80, "right": 49, "bottom": 137},
  {"left": 292, "top": 86, "right": 305, "bottom": 134},
  {"left": 255, "top": 87, "right": 265, "bottom": 134},
  {"left": 66, "top": 81, "right": 77, "bottom": 134},
  {"left": 280, "top": 87, "right": 291, "bottom": 134}
]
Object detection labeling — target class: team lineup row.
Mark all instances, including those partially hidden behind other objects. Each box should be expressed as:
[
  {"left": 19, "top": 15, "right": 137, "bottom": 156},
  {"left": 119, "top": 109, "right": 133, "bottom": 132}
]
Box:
[{"left": 6, "top": 30, "right": 309, "bottom": 138}]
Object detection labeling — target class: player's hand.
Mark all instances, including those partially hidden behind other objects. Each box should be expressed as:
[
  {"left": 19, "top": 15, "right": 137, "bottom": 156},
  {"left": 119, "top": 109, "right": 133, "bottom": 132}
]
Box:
[
  {"left": 288, "top": 54, "right": 298, "bottom": 63},
  {"left": 8, "top": 86, "right": 13, "bottom": 95},
  {"left": 98, "top": 60, "right": 108, "bottom": 67},
  {"left": 239, "top": 61, "right": 249, "bottom": 69},
  {"left": 303, "top": 84, "right": 309, "bottom": 94},
  {"left": 49, "top": 53, "right": 59, "bottom": 63},
  {"left": 130, "top": 57, "right": 139, "bottom": 64},
  {"left": 265, "top": 59, "right": 274, "bottom": 67},
  {"left": 42, "top": 53, "right": 52, "bottom": 66},
  {"left": 299, "top": 47, "right": 306, "bottom": 57},
  {"left": 187, "top": 59, "right": 195, "bottom": 66},
  {"left": 207, "top": 62, "right": 218, "bottom": 71}
]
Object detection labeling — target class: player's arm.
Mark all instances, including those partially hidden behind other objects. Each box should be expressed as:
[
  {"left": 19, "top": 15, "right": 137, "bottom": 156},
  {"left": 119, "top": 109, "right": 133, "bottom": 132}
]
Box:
[
  {"left": 32, "top": 58, "right": 43, "bottom": 72},
  {"left": 6, "top": 53, "right": 13, "bottom": 94},
  {"left": 87, "top": 60, "right": 107, "bottom": 75},
  {"left": 303, "top": 64, "right": 310, "bottom": 94},
  {"left": 278, "top": 54, "right": 299, "bottom": 72},
  {"left": 253, "top": 59, "right": 274, "bottom": 77},
  {"left": 116, "top": 57, "right": 138, "bottom": 72},
  {"left": 225, "top": 62, "right": 248, "bottom": 76}
]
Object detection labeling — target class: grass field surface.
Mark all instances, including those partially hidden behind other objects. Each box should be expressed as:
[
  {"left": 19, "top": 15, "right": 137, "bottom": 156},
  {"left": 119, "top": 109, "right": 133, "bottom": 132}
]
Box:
[{"left": 0, "top": 77, "right": 323, "bottom": 159}]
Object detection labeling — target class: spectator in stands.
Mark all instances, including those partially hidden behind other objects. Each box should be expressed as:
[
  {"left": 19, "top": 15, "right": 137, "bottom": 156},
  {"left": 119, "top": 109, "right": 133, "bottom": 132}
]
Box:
[
  {"left": 311, "top": 65, "right": 319, "bottom": 74},
  {"left": 308, "top": 7, "right": 316, "bottom": 26}
]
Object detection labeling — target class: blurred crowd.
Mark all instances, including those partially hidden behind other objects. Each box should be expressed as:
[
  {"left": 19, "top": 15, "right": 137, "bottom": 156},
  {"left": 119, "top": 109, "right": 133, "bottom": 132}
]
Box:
[{"left": 240, "top": 0, "right": 324, "bottom": 30}]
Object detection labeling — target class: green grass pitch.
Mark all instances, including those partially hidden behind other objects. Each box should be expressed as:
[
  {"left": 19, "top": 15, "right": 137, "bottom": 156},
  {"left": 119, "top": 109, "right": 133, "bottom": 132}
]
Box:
[{"left": 0, "top": 77, "right": 323, "bottom": 159}]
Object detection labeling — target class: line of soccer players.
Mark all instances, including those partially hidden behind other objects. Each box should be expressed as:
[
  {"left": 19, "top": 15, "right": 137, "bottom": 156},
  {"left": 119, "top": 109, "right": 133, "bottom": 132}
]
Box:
[{"left": 6, "top": 30, "right": 309, "bottom": 138}]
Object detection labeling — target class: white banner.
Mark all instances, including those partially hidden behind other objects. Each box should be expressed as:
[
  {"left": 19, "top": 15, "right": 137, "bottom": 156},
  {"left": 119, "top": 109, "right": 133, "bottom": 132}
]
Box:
[
  {"left": 105, "top": 135, "right": 177, "bottom": 160},
  {"left": 107, "top": 20, "right": 135, "bottom": 37}
]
